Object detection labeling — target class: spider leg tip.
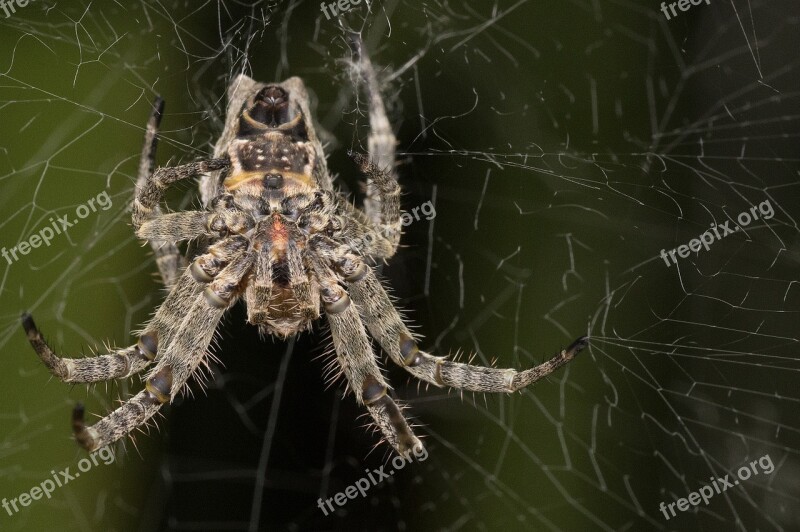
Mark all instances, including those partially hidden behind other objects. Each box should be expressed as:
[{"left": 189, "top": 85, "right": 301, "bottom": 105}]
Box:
[
  {"left": 71, "top": 402, "right": 97, "bottom": 451},
  {"left": 21, "top": 312, "right": 36, "bottom": 333},
  {"left": 567, "top": 335, "right": 590, "bottom": 356}
]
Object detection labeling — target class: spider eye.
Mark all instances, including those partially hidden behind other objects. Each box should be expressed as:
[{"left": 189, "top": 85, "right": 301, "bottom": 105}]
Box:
[{"left": 263, "top": 173, "right": 284, "bottom": 189}]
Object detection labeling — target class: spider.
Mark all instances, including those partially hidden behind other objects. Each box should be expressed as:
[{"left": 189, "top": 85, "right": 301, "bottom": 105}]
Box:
[{"left": 21, "top": 38, "right": 588, "bottom": 456}]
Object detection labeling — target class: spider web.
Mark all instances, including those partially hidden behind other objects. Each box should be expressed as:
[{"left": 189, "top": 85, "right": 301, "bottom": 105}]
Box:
[{"left": 0, "top": 1, "right": 798, "bottom": 530}]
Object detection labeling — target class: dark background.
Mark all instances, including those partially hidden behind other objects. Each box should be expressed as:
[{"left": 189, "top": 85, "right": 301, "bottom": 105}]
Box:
[{"left": 0, "top": 1, "right": 798, "bottom": 531}]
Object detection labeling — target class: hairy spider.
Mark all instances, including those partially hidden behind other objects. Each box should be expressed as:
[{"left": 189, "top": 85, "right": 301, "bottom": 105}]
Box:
[{"left": 22, "top": 39, "right": 587, "bottom": 456}]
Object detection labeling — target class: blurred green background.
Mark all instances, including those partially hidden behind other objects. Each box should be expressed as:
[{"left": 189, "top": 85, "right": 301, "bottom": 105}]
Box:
[{"left": 0, "top": 1, "right": 798, "bottom": 531}]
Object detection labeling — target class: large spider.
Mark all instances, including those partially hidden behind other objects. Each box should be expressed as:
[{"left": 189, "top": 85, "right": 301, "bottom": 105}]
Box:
[{"left": 22, "top": 40, "right": 587, "bottom": 456}]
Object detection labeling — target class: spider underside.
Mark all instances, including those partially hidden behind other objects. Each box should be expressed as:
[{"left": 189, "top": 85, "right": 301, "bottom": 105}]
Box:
[{"left": 23, "top": 39, "right": 587, "bottom": 456}]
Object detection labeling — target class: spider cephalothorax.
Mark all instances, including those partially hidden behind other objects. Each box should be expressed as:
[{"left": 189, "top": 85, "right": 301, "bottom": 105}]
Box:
[{"left": 23, "top": 39, "right": 587, "bottom": 456}]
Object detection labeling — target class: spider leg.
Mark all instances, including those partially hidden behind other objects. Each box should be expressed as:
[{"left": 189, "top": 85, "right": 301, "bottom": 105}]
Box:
[
  {"left": 136, "top": 207, "right": 254, "bottom": 243},
  {"left": 132, "top": 158, "right": 230, "bottom": 232},
  {"left": 285, "top": 238, "right": 320, "bottom": 323},
  {"left": 331, "top": 200, "right": 399, "bottom": 259},
  {"left": 311, "top": 158, "right": 400, "bottom": 261},
  {"left": 349, "top": 152, "right": 401, "bottom": 256},
  {"left": 136, "top": 211, "right": 213, "bottom": 242},
  {"left": 22, "top": 237, "right": 249, "bottom": 385},
  {"left": 149, "top": 247, "right": 254, "bottom": 396},
  {"left": 336, "top": 252, "right": 588, "bottom": 393},
  {"left": 22, "top": 316, "right": 152, "bottom": 384},
  {"left": 135, "top": 97, "right": 183, "bottom": 288},
  {"left": 347, "top": 36, "right": 400, "bottom": 231},
  {"left": 21, "top": 269, "right": 206, "bottom": 384},
  {"left": 146, "top": 236, "right": 250, "bottom": 354},
  {"left": 73, "top": 245, "right": 253, "bottom": 451},
  {"left": 317, "top": 272, "right": 421, "bottom": 455},
  {"left": 244, "top": 244, "right": 273, "bottom": 326},
  {"left": 133, "top": 99, "right": 229, "bottom": 288}
]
